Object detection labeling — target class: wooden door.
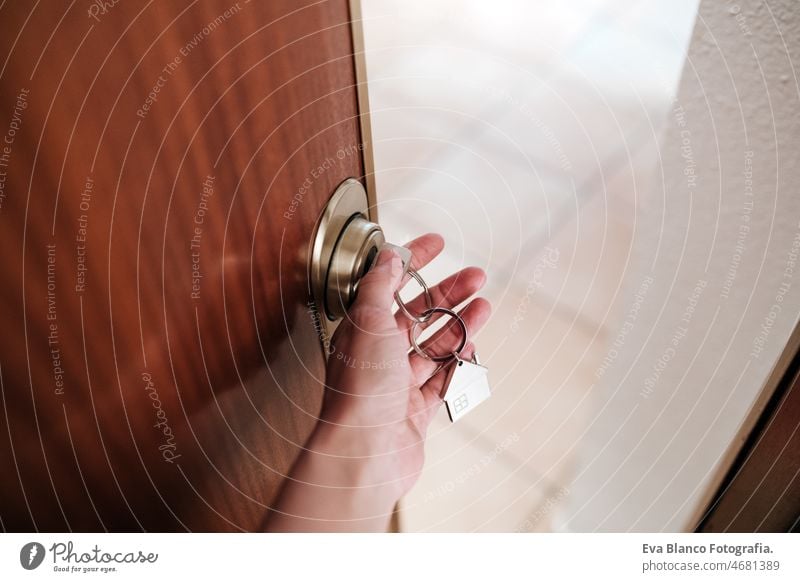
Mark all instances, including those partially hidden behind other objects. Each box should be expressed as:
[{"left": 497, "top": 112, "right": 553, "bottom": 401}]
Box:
[{"left": 0, "top": 0, "right": 366, "bottom": 531}]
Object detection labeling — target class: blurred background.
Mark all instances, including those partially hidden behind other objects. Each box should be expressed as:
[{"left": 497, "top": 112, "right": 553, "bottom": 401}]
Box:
[{"left": 361, "top": 0, "right": 701, "bottom": 531}]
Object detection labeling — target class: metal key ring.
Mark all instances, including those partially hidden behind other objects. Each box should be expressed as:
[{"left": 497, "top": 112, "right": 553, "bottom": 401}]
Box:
[
  {"left": 409, "top": 307, "right": 468, "bottom": 362},
  {"left": 394, "top": 268, "right": 434, "bottom": 323}
]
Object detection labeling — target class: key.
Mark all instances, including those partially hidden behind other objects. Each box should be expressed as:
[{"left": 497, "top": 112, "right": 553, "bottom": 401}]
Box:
[
  {"left": 441, "top": 352, "right": 491, "bottom": 422},
  {"left": 380, "top": 242, "right": 412, "bottom": 276},
  {"left": 385, "top": 242, "right": 435, "bottom": 322}
]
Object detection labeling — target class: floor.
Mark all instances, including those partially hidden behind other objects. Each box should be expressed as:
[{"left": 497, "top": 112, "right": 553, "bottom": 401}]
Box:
[{"left": 361, "top": 0, "right": 699, "bottom": 531}]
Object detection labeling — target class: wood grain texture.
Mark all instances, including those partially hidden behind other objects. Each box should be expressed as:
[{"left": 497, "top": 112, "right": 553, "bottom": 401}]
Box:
[{"left": 0, "top": 0, "right": 363, "bottom": 531}]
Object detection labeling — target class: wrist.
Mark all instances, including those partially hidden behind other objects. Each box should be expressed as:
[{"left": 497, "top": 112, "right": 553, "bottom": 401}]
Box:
[
  {"left": 307, "top": 421, "right": 408, "bottom": 504},
  {"left": 266, "top": 421, "right": 404, "bottom": 532}
]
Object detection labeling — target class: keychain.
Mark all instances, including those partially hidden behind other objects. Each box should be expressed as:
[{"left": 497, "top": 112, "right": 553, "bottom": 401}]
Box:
[
  {"left": 408, "top": 308, "right": 491, "bottom": 422},
  {"left": 382, "top": 243, "right": 491, "bottom": 422}
]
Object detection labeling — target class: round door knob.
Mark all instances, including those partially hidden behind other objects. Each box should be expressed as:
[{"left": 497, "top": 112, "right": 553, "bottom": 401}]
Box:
[
  {"left": 311, "top": 178, "right": 384, "bottom": 321},
  {"left": 325, "top": 215, "right": 385, "bottom": 319}
]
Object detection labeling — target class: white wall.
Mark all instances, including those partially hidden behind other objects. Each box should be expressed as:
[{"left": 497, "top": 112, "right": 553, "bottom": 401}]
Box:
[{"left": 560, "top": 0, "right": 800, "bottom": 531}]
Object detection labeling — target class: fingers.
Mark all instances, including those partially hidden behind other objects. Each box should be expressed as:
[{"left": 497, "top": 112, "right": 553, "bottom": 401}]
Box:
[
  {"left": 410, "top": 297, "right": 491, "bottom": 380},
  {"left": 350, "top": 233, "right": 442, "bottom": 313},
  {"left": 395, "top": 266, "right": 486, "bottom": 329},
  {"left": 351, "top": 248, "right": 404, "bottom": 311},
  {"left": 404, "top": 233, "right": 445, "bottom": 274}
]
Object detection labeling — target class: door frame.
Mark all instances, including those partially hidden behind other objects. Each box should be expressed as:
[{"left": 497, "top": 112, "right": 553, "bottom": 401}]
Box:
[
  {"left": 693, "top": 319, "right": 800, "bottom": 531},
  {"left": 349, "top": 0, "right": 378, "bottom": 221}
]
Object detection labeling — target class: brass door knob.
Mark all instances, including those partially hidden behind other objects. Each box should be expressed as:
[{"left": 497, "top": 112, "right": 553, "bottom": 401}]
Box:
[{"left": 311, "top": 178, "right": 385, "bottom": 320}]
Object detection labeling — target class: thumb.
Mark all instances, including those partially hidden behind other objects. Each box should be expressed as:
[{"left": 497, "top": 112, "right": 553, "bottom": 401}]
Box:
[{"left": 352, "top": 248, "right": 403, "bottom": 310}]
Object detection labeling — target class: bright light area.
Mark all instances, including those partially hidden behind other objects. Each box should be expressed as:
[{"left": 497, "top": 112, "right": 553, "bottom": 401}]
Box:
[{"left": 362, "top": 0, "right": 700, "bottom": 531}]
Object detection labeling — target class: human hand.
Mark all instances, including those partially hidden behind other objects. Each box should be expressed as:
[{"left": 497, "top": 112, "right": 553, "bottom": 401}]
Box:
[
  {"left": 319, "top": 233, "right": 491, "bottom": 494},
  {"left": 266, "top": 234, "right": 490, "bottom": 531}
]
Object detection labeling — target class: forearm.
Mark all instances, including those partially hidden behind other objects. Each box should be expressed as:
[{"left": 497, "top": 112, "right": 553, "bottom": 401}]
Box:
[{"left": 264, "top": 423, "right": 403, "bottom": 532}]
